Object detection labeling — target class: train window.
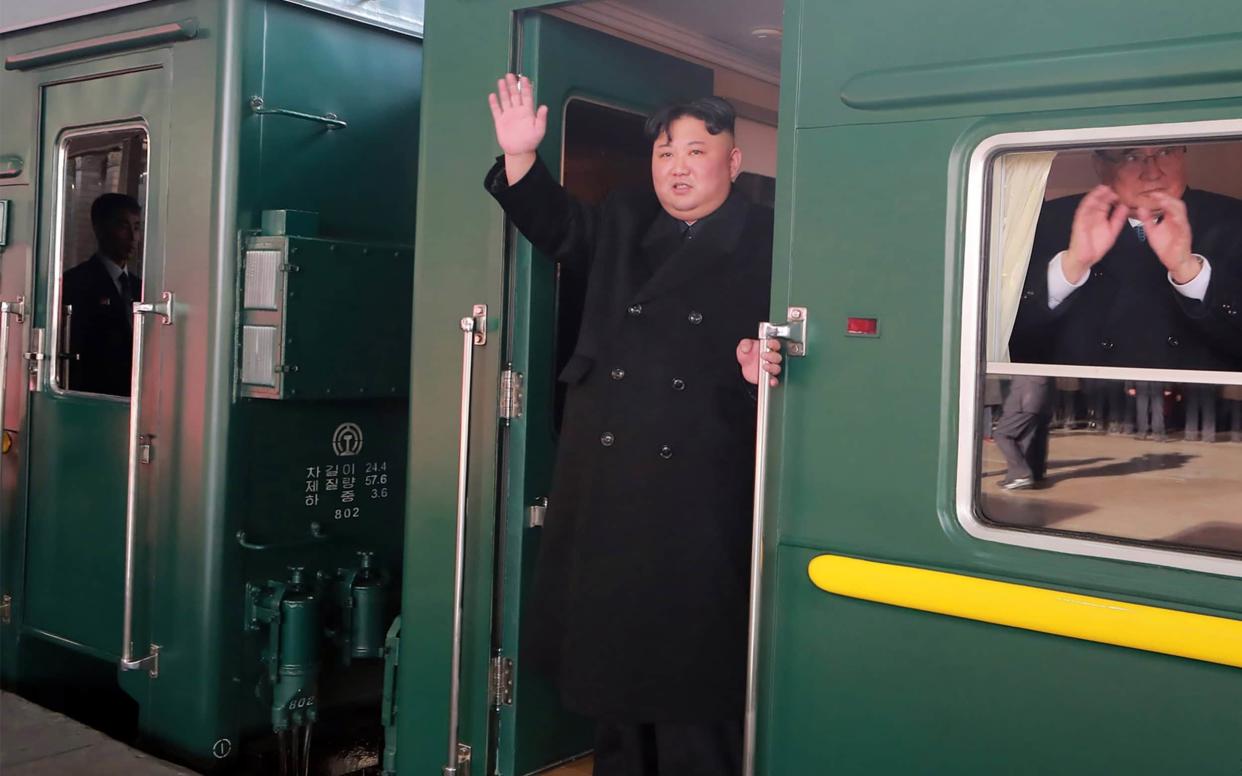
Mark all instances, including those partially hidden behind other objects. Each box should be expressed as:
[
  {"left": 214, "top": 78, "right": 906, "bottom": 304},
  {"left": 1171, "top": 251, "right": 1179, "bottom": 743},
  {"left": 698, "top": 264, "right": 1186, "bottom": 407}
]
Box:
[
  {"left": 52, "top": 126, "right": 149, "bottom": 398},
  {"left": 959, "top": 127, "right": 1242, "bottom": 573}
]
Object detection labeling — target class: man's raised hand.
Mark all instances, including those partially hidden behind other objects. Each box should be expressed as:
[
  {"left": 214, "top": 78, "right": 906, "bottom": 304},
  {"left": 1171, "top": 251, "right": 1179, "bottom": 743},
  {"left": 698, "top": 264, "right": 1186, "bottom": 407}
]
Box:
[
  {"left": 1063, "top": 184, "right": 1128, "bottom": 284},
  {"left": 488, "top": 74, "right": 548, "bottom": 184},
  {"left": 1140, "top": 192, "right": 1201, "bottom": 285}
]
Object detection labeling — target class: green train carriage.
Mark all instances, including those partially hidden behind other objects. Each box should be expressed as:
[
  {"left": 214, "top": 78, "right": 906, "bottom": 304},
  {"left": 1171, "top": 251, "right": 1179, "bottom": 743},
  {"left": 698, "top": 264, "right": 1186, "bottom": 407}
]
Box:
[
  {"left": 3, "top": 0, "right": 1242, "bottom": 774},
  {"left": 395, "top": 0, "right": 1242, "bottom": 774},
  {"left": 0, "top": 0, "right": 422, "bottom": 771}
]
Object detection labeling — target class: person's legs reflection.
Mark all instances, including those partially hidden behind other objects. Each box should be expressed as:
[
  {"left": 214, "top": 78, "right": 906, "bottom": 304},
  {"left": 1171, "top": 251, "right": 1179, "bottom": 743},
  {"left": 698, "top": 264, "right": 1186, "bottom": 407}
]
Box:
[{"left": 993, "top": 376, "right": 1051, "bottom": 490}]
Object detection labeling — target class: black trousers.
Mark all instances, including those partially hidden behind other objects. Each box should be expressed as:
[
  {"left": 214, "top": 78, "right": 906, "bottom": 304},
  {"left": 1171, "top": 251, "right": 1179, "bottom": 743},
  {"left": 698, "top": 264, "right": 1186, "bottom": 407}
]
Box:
[{"left": 593, "top": 719, "right": 742, "bottom": 776}]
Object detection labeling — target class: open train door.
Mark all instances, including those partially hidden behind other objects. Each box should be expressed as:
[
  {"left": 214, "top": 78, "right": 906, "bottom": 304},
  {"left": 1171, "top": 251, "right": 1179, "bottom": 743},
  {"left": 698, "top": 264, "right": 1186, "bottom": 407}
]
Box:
[
  {"left": 397, "top": 7, "right": 713, "bottom": 776},
  {"left": 491, "top": 13, "right": 714, "bottom": 776}
]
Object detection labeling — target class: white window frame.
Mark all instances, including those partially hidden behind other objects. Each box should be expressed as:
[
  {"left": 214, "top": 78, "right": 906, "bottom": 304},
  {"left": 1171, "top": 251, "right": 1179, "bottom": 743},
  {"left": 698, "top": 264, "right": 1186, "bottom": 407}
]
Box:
[
  {"left": 49, "top": 121, "right": 150, "bottom": 401},
  {"left": 956, "top": 118, "right": 1242, "bottom": 579}
]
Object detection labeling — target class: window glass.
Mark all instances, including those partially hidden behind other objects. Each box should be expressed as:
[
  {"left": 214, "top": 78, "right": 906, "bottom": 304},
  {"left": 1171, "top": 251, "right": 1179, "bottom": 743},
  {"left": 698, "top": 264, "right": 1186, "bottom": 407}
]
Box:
[
  {"left": 972, "top": 136, "right": 1242, "bottom": 562},
  {"left": 54, "top": 127, "right": 149, "bottom": 397},
  {"left": 986, "top": 140, "right": 1242, "bottom": 372},
  {"left": 979, "top": 374, "right": 1242, "bottom": 556}
]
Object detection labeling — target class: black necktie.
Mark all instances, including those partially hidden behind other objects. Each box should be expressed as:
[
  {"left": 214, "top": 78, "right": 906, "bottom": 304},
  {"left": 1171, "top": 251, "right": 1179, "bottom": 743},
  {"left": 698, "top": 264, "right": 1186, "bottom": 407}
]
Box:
[{"left": 118, "top": 272, "right": 133, "bottom": 307}]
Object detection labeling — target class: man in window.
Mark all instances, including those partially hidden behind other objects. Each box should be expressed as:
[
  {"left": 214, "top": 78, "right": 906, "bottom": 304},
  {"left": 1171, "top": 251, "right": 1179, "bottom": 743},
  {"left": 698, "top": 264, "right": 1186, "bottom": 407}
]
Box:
[
  {"left": 485, "top": 74, "right": 781, "bottom": 776},
  {"left": 62, "top": 193, "right": 142, "bottom": 396},
  {"left": 1010, "top": 145, "right": 1242, "bottom": 372}
]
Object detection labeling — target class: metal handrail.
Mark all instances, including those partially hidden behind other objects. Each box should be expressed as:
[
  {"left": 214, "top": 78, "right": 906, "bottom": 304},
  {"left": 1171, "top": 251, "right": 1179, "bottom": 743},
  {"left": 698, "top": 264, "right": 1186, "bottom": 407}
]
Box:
[
  {"left": 0, "top": 298, "right": 26, "bottom": 559},
  {"left": 235, "top": 522, "right": 327, "bottom": 551},
  {"left": 744, "top": 308, "right": 807, "bottom": 776},
  {"left": 119, "top": 292, "right": 173, "bottom": 678},
  {"left": 248, "top": 96, "right": 346, "bottom": 130},
  {"left": 444, "top": 304, "right": 486, "bottom": 776}
]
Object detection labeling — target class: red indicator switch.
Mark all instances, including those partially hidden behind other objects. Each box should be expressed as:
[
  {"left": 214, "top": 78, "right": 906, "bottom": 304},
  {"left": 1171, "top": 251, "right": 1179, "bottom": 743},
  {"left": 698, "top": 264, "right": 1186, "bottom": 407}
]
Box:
[{"left": 846, "top": 317, "right": 879, "bottom": 337}]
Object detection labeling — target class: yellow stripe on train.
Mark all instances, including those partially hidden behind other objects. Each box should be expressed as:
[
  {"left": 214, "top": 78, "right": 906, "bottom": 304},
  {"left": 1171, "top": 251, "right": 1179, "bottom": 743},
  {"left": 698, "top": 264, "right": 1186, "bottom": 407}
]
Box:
[{"left": 807, "top": 555, "right": 1242, "bottom": 669}]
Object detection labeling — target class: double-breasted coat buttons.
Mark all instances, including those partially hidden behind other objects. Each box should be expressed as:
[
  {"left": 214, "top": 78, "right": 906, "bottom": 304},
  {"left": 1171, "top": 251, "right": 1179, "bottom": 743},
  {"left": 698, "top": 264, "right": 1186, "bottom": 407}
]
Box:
[
  {"left": 671, "top": 378, "right": 686, "bottom": 391},
  {"left": 610, "top": 367, "right": 626, "bottom": 381},
  {"left": 659, "top": 445, "right": 673, "bottom": 459},
  {"left": 628, "top": 304, "right": 643, "bottom": 317},
  {"left": 600, "top": 432, "right": 615, "bottom": 447},
  {"left": 687, "top": 310, "right": 703, "bottom": 325}
]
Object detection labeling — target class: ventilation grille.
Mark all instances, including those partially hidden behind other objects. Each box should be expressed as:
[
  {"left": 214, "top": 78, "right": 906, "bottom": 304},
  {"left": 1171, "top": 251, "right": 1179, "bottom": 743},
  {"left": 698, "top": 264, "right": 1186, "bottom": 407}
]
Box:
[
  {"left": 240, "top": 325, "right": 278, "bottom": 387},
  {"left": 243, "top": 249, "right": 282, "bottom": 309}
]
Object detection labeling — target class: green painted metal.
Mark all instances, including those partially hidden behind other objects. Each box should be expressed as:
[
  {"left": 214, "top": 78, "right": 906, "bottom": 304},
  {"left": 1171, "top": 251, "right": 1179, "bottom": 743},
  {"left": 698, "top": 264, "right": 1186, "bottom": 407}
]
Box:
[
  {"left": 1, "top": 0, "right": 423, "bottom": 769},
  {"left": 397, "top": 3, "right": 534, "bottom": 773},
  {"left": 753, "top": 1, "right": 1242, "bottom": 774},
  {"left": 492, "top": 14, "right": 714, "bottom": 776},
  {"left": 405, "top": 1, "right": 1242, "bottom": 775},
  {"left": 345, "top": 552, "right": 388, "bottom": 660},
  {"left": 272, "top": 236, "right": 413, "bottom": 400},
  {"left": 380, "top": 616, "right": 401, "bottom": 775},
  {"left": 23, "top": 64, "right": 168, "bottom": 662}
]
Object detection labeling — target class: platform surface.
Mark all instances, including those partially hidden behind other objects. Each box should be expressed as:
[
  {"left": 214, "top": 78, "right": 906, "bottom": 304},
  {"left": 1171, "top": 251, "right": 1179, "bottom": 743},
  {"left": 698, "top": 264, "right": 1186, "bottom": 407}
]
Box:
[{"left": 0, "top": 691, "right": 196, "bottom": 775}]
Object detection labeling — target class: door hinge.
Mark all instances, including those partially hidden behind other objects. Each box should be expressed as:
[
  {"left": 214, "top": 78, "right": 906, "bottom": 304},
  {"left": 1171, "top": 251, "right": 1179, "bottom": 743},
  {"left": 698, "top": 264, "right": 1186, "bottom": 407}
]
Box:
[
  {"left": 448, "top": 743, "right": 471, "bottom": 776},
  {"left": 489, "top": 655, "right": 514, "bottom": 707},
  {"left": 1, "top": 593, "right": 11, "bottom": 624},
  {"left": 499, "top": 369, "right": 524, "bottom": 420}
]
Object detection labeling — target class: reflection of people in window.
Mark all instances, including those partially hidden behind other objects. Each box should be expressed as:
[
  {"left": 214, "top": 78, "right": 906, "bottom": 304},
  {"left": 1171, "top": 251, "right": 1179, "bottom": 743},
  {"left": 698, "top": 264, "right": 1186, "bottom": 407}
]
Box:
[
  {"left": 62, "top": 193, "right": 142, "bottom": 396},
  {"left": 1010, "top": 146, "right": 1242, "bottom": 370}
]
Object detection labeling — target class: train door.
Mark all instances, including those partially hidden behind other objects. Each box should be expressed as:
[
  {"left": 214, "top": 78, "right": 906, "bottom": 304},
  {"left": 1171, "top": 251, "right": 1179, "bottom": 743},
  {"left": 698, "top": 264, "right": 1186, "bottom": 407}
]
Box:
[
  {"left": 22, "top": 66, "right": 167, "bottom": 671},
  {"left": 492, "top": 14, "right": 713, "bottom": 774}
]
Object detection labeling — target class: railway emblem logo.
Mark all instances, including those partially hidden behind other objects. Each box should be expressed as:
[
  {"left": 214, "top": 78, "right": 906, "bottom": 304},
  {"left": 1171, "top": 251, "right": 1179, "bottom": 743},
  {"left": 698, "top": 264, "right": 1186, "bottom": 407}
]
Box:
[{"left": 332, "top": 422, "right": 364, "bottom": 457}]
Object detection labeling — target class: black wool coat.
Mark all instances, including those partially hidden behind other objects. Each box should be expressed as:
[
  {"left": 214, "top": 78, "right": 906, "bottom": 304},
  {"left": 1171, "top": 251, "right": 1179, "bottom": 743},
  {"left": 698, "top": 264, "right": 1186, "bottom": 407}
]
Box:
[
  {"left": 486, "top": 157, "right": 773, "bottom": 721},
  {"left": 61, "top": 255, "right": 138, "bottom": 396},
  {"left": 1010, "top": 188, "right": 1242, "bottom": 370}
]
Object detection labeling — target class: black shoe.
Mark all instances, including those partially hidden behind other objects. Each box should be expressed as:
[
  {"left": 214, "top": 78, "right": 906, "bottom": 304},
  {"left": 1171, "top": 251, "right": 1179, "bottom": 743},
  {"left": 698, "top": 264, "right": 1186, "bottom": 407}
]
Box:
[{"left": 1000, "top": 477, "right": 1034, "bottom": 491}]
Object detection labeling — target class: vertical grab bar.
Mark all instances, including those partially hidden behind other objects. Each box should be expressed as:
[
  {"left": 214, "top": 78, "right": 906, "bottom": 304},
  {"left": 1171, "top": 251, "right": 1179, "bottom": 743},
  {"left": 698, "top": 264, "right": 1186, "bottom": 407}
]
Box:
[
  {"left": 0, "top": 297, "right": 26, "bottom": 534},
  {"left": 119, "top": 291, "right": 173, "bottom": 677},
  {"left": 743, "top": 307, "right": 807, "bottom": 776},
  {"left": 445, "top": 304, "right": 487, "bottom": 776}
]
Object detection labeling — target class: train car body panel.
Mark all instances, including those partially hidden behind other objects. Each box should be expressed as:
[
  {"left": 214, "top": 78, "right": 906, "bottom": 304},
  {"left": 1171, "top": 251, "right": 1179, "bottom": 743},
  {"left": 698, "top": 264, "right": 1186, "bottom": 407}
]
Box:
[{"left": 1, "top": 0, "right": 422, "bottom": 769}]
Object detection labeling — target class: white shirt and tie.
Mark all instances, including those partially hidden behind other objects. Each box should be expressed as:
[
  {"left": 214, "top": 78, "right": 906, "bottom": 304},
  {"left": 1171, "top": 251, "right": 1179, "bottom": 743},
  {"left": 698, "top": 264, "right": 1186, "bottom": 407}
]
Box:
[{"left": 100, "top": 255, "right": 135, "bottom": 305}]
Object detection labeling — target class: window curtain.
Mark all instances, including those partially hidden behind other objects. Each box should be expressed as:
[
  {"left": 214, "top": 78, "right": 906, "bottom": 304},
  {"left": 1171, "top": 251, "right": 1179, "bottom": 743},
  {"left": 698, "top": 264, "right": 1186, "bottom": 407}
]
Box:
[{"left": 991, "top": 151, "right": 1057, "bottom": 362}]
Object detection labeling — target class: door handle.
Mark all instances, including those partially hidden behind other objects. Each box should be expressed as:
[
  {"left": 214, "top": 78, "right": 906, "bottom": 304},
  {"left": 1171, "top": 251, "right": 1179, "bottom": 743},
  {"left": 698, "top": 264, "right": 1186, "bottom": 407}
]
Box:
[
  {"left": 445, "top": 304, "right": 487, "bottom": 776},
  {"left": 119, "top": 292, "right": 173, "bottom": 677},
  {"left": 0, "top": 297, "right": 25, "bottom": 560},
  {"left": 744, "top": 306, "right": 807, "bottom": 776}
]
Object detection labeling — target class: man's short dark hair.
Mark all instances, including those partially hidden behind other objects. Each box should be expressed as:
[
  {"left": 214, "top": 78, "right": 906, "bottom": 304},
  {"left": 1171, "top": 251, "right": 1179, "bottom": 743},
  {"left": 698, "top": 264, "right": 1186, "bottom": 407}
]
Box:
[
  {"left": 90, "top": 192, "right": 142, "bottom": 228},
  {"left": 644, "top": 97, "right": 737, "bottom": 143}
]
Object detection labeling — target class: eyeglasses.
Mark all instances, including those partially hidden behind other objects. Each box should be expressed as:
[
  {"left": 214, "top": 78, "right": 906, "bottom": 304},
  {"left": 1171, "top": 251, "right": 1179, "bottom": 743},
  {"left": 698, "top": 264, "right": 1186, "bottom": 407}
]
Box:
[{"left": 1095, "top": 145, "right": 1187, "bottom": 170}]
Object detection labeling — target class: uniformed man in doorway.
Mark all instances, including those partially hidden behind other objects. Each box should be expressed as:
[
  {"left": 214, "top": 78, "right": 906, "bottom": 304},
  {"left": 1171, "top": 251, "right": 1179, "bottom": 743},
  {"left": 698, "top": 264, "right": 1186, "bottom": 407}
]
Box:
[
  {"left": 486, "top": 73, "right": 781, "bottom": 776},
  {"left": 62, "top": 193, "right": 143, "bottom": 396}
]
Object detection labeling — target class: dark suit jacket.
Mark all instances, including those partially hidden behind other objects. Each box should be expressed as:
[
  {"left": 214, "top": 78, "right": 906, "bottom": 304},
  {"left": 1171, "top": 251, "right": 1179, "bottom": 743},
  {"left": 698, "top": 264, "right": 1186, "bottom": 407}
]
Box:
[
  {"left": 1010, "top": 188, "right": 1242, "bottom": 370},
  {"left": 61, "top": 255, "right": 137, "bottom": 396},
  {"left": 486, "top": 157, "right": 772, "bottom": 721}
]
